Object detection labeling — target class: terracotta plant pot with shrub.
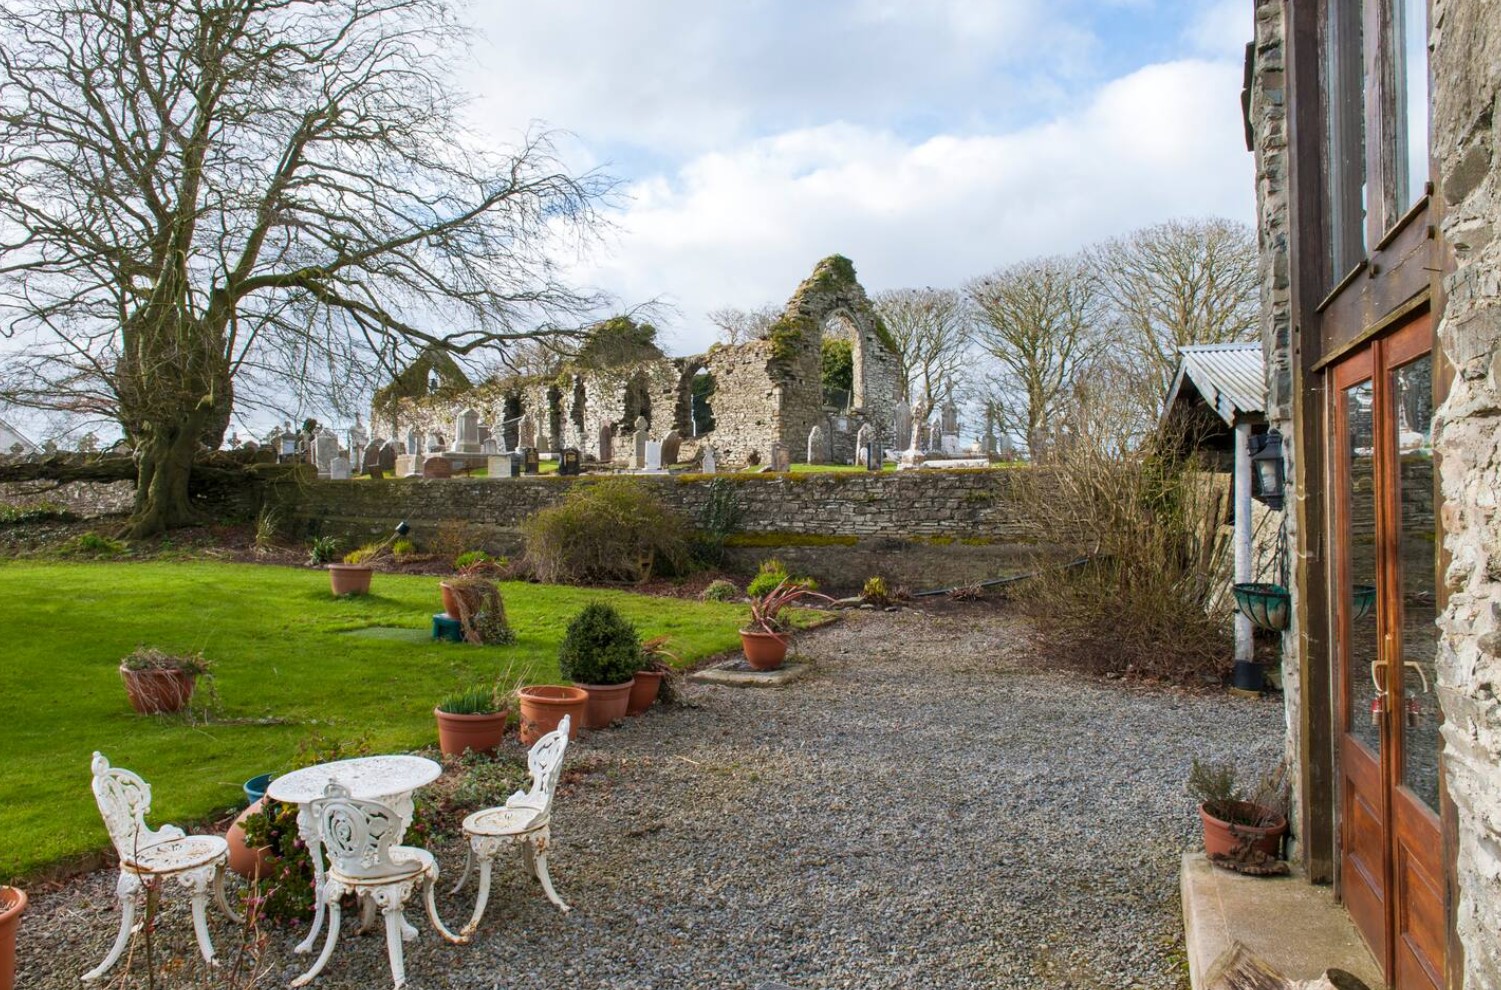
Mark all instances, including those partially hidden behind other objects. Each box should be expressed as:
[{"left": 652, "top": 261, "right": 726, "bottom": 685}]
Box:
[
  {"left": 328, "top": 562, "right": 373, "bottom": 596},
  {"left": 740, "top": 564, "right": 833, "bottom": 672},
  {"left": 628, "top": 636, "right": 679, "bottom": 715},
  {"left": 435, "top": 686, "right": 511, "bottom": 756},
  {"left": 225, "top": 798, "right": 274, "bottom": 880},
  {"left": 0, "top": 885, "right": 25, "bottom": 990},
  {"left": 558, "top": 602, "right": 643, "bottom": 730},
  {"left": 517, "top": 685, "right": 587, "bottom": 745},
  {"left": 118, "top": 647, "right": 209, "bottom": 715},
  {"left": 1188, "top": 757, "right": 1291, "bottom": 873}
]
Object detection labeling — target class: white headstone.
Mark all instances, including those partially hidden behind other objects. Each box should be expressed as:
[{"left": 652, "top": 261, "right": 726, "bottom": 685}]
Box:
[
  {"left": 481, "top": 438, "right": 498, "bottom": 455},
  {"left": 329, "top": 455, "right": 351, "bottom": 480},
  {"left": 488, "top": 454, "right": 516, "bottom": 479},
  {"left": 406, "top": 428, "right": 420, "bottom": 455},
  {"left": 313, "top": 429, "right": 339, "bottom": 476},
  {"left": 644, "top": 440, "right": 664, "bottom": 472},
  {"left": 349, "top": 414, "right": 369, "bottom": 454},
  {"left": 455, "top": 407, "right": 482, "bottom": 453},
  {"left": 807, "top": 425, "right": 827, "bottom": 465},
  {"left": 701, "top": 447, "right": 717, "bottom": 474}
]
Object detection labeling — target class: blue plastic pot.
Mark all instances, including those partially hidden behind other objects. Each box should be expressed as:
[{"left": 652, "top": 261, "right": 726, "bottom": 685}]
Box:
[{"left": 243, "top": 773, "right": 273, "bottom": 807}]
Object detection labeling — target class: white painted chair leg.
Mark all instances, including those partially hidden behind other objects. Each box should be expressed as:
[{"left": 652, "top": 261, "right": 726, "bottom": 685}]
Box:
[
  {"left": 531, "top": 844, "right": 570, "bottom": 914},
  {"left": 291, "top": 900, "right": 342, "bottom": 988},
  {"left": 450, "top": 844, "right": 473, "bottom": 895},
  {"left": 81, "top": 874, "right": 138, "bottom": 981},
  {"left": 422, "top": 874, "right": 467, "bottom": 944},
  {"left": 460, "top": 856, "right": 494, "bottom": 937},
  {"left": 189, "top": 886, "right": 217, "bottom": 967},
  {"left": 213, "top": 863, "right": 242, "bottom": 924},
  {"left": 382, "top": 907, "right": 407, "bottom": 990}
]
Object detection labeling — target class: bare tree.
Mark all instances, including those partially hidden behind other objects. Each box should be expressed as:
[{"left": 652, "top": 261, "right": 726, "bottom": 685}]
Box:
[
  {"left": 968, "top": 254, "right": 1104, "bottom": 456},
  {"left": 1093, "top": 218, "right": 1260, "bottom": 419},
  {"left": 0, "top": 0, "right": 609, "bottom": 536},
  {"left": 707, "top": 305, "right": 779, "bottom": 346},
  {"left": 871, "top": 287, "right": 972, "bottom": 410}
]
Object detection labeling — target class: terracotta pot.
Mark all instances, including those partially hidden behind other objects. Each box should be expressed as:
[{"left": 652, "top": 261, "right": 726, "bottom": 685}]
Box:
[
  {"left": 328, "top": 563, "right": 373, "bottom": 596},
  {"left": 119, "top": 665, "right": 197, "bottom": 714},
  {"left": 440, "top": 582, "right": 461, "bottom": 618},
  {"left": 435, "top": 707, "right": 510, "bottom": 757},
  {"left": 225, "top": 799, "right": 274, "bottom": 880},
  {"left": 0, "top": 886, "right": 24, "bottom": 990},
  {"left": 739, "top": 629, "right": 789, "bottom": 671},
  {"left": 517, "top": 685, "right": 588, "bottom": 745},
  {"left": 627, "top": 670, "right": 666, "bottom": 716},
  {"left": 577, "top": 682, "right": 632, "bottom": 730},
  {"left": 1200, "top": 801, "right": 1288, "bottom": 861}
]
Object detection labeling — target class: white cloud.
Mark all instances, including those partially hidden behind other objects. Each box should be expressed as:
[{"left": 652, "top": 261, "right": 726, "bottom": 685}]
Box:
[
  {"left": 571, "top": 58, "right": 1257, "bottom": 356},
  {"left": 1185, "top": 0, "right": 1254, "bottom": 59}
]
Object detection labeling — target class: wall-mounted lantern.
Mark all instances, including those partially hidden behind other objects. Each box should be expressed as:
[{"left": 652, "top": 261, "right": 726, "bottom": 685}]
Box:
[{"left": 1251, "top": 430, "right": 1285, "bottom": 511}]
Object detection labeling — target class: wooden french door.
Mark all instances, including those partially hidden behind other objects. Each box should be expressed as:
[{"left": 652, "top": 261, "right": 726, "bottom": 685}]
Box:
[{"left": 1330, "top": 315, "right": 1444, "bottom": 989}]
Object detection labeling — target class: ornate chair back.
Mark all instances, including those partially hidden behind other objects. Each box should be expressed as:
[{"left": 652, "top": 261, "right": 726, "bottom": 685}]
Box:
[
  {"left": 311, "top": 782, "right": 408, "bottom": 882},
  {"left": 507, "top": 715, "right": 571, "bottom": 816},
  {"left": 90, "top": 752, "right": 167, "bottom": 860}
]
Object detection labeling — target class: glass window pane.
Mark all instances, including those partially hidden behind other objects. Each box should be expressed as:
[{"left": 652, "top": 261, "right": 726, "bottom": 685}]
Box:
[
  {"left": 1394, "top": 354, "right": 1440, "bottom": 812},
  {"left": 1343, "top": 380, "right": 1381, "bottom": 756},
  {"left": 1394, "top": 0, "right": 1430, "bottom": 209},
  {"left": 1326, "top": 1, "right": 1367, "bottom": 276}
]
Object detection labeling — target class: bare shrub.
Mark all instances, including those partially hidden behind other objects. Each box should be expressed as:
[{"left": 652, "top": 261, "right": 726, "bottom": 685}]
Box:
[
  {"left": 1012, "top": 392, "right": 1231, "bottom": 683},
  {"left": 522, "top": 478, "right": 690, "bottom": 584}
]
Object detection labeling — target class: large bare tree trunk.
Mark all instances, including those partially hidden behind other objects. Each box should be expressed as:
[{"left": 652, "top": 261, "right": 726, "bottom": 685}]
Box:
[{"left": 127, "top": 409, "right": 214, "bottom": 538}]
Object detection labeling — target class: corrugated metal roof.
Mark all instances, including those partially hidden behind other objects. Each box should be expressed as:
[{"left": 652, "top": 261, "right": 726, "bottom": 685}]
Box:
[{"left": 1163, "top": 342, "right": 1266, "bottom": 426}]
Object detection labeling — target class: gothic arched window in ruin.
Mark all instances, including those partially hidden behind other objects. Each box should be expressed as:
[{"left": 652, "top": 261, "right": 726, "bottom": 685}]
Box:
[{"left": 822, "top": 310, "right": 862, "bottom": 411}]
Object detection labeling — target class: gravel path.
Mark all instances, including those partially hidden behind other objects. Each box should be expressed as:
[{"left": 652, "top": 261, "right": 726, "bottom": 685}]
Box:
[{"left": 16, "top": 607, "right": 1284, "bottom": 989}]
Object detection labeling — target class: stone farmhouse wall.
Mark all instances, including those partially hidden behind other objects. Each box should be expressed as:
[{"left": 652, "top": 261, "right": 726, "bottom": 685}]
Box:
[{"left": 1431, "top": 0, "right": 1501, "bottom": 982}]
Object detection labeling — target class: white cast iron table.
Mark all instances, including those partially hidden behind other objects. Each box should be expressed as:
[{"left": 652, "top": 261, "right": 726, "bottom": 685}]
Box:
[{"left": 266, "top": 755, "right": 441, "bottom": 954}]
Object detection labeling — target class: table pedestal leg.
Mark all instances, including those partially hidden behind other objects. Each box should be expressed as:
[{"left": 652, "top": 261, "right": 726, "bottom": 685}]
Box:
[{"left": 294, "top": 805, "right": 327, "bottom": 955}]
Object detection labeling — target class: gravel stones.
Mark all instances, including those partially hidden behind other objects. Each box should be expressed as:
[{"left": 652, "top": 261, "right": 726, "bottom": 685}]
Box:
[{"left": 15, "top": 608, "right": 1282, "bottom": 989}]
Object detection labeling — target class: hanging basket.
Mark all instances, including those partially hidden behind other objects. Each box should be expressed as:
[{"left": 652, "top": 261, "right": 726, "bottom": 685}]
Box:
[
  {"left": 1351, "top": 584, "right": 1378, "bottom": 621},
  {"left": 1232, "top": 583, "right": 1291, "bottom": 631}
]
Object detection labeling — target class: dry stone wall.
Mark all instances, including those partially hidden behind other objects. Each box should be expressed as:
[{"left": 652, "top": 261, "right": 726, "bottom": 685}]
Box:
[{"left": 1431, "top": 0, "right": 1501, "bottom": 982}]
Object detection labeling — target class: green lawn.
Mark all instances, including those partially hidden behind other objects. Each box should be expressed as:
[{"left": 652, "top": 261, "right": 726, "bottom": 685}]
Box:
[{"left": 0, "top": 560, "right": 747, "bottom": 881}]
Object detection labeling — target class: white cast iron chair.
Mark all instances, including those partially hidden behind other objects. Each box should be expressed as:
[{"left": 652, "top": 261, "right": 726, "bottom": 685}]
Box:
[
  {"left": 84, "top": 752, "right": 242, "bottom": 981},
  {"left": 292, "top": 783, "right": 467, "bottom": 990},
  {"left": 451, "top": 714, "right": 572, "bottom": 934}
]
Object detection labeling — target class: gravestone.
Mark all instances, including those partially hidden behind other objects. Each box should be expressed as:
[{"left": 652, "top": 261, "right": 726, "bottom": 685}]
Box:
[
  {"left": 455, "top": 408, "right": 482, "bottom": 453},
  {"left": 521, "top": 447, "right": 540, "bottom": 475},
  {"left": 559, "top": 448, "right": 582, "bottom": 476},
  {"left": 396, "top": 453, "right": 423, "bottom": 477},
  {"left": 362, "top": 440, "right": 383, "bottom": 475},
  {"left": 633, "top": 418, "right": 648, "bottom": 469},
  {"left": 329, "top": 455, "right": 352, "bottom": 481},
  {"left": 378, "top": 442, "right": 398, "bottom": 475},
  {"left": 517, "top": 413, "right": 537, "bottom": 451},
  {"left": 701, "top": 447, "right": 717, "bottom": 474},
  {"left": 807, "top": 425, "right": 827, "bottom": 465},
  {"left": 770, "top": 442, "right": 791, "bottom": 473},
  {"left": 406, "top": 428, "right": 421, "bottom": 456},
  {"left": 598, "top": 423, "right": 614, "bottom": 463},
  {"left": 422, "top": 456, "right": 452, "bottom": 479},
  {"left": 313, "top": 429, "right": 339, "bottom": 477},
  {"left": 981, "top": 432, "right": 996, "bottom": 457},
  {"left": 894, "top": 401, "right": 913, "bottom": 451},
  {"left": 481, "top": 438, "right": 498, "bottom": 455},
  {"left": 660, "top": 430, "right": 682, "bottom": 466},
  {"left": 644, "top": 440, "right": 664, "bottom": 473},
  {"left": 349, "top": 415, "right": 369, "bottom": 455},
  {"left": 941, "top": 400, "right": 959, "bottom": 436},
  {"left": 488, "top": 454, "right": 516, "bottom": 479},
  {"left": 427, "top": 432, "right": 444, "bottom": 453}
]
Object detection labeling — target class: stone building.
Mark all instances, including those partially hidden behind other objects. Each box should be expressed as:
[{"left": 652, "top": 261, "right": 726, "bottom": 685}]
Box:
[
  {"left": 1241, "top": 1, "right": 1500, "bottom": 987},
  {"left": 381, "top": 256, "right": 902, "bottom": 467}
]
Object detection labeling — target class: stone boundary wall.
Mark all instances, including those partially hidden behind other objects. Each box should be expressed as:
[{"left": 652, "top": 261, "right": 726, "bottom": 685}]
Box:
[
  {"left": 271, "top": 469, "right": 1035, "bottom": 544},
  {"left": 0, "top": 480, "right": 135, "bottom": 518}
]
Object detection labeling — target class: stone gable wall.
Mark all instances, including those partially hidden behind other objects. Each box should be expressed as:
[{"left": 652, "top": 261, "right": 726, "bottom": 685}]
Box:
[{"left": 1431, "top": 0, "right": 1501, "bottom": 982}]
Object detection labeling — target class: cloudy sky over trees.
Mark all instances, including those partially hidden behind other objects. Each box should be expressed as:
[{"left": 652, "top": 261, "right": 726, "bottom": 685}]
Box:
[{"left": 457, "top": 0, "right": 1256, "bottom": 353}]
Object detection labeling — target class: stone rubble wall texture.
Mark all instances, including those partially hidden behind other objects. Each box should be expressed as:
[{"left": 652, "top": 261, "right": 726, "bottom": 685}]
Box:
[
  {"left": 380, "top": 257, "right": 902, "bottom": 470},
  {"left": 1431, "top": 0, "right": 1501, "bottom": 983},
  {"left": 0, "top": 480, "right": 134, "bottom": 517},
  {"left": 272, "top": 471, "right": 1037, "bottom": 547},
  {"left": 1252, "top": 0, "right": 1307, "bottom": 865}
]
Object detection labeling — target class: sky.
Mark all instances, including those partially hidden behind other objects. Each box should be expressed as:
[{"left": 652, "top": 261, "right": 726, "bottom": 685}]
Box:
[{"left": 456, "top": 0, "right": 1258, "bottom": 357}]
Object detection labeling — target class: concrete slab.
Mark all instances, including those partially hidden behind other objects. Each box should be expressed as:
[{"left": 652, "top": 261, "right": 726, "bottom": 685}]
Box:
[
  {"left": 689, "top": 660, "right": 812, "bottom": 688},
  {"left": 1181, "top": 852, "right": 1381, "bottom": 990}
]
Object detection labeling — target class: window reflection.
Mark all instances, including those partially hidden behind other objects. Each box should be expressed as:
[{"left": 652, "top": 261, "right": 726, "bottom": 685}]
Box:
[
  {"left": 1326, "top": 1, "right": 1367, "bottom": 275},
  {"left": 1344, "top": 381, "right": 1381, "bottom": 756},
  {"left": 1394, "top": 355, "right": 1439, "bottom": 813},
  {"left": 1394, "top": 0, "right": 1430, "bottom": 209}
]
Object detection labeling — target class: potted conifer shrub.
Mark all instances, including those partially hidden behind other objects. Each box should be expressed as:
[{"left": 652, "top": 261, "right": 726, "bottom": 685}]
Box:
[
  {"left": 118, "top": 647, "right": 210, "bottom": 715},
  {"left": 558, "top": 603, "right": 642, "bottom": 729}
]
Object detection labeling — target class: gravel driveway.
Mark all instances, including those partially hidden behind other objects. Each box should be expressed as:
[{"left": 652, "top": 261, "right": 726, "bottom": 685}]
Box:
[{"left": 15, "top": 607, "right": 1284, "bottom": 989}]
